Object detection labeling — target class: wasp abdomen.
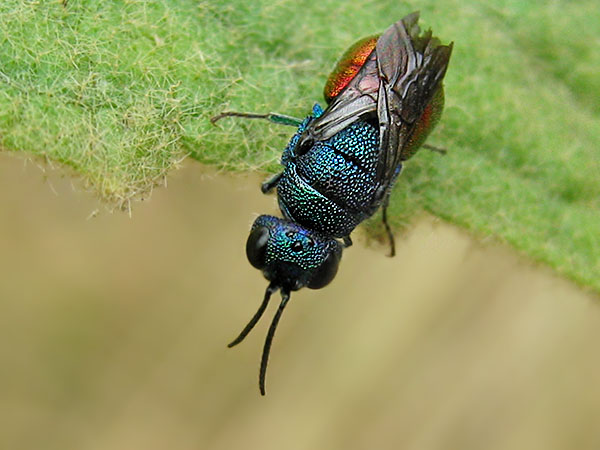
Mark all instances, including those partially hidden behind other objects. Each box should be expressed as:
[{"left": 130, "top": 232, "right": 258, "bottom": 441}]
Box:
[{"left": 324, "top": 35, "right": 379, "bottom": 103}]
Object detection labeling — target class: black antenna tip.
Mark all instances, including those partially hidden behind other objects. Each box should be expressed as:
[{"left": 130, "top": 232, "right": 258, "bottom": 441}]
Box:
[
  {"left": 227, "top": 283, "right": 276, "bottom": 348},
  {"left": 258, "top": 290, "right": 290, "bottom": 396}
]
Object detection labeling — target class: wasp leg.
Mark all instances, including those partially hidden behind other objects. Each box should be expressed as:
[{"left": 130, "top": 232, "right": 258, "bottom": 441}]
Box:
[
  {"left": 422, "top": 144, "right": 447, "bottom": 155},
  {"left": 381, "top": 201, "right": 396, "bottom": 257},
  {"left": 261, "top": 173, "right": 282, "bottom": 194},
  {"left": 210, "top": 111, "right": 303, "bottom": 127},
  {"left": 343, "top": 235, "right": 353, "bottom": 248}
]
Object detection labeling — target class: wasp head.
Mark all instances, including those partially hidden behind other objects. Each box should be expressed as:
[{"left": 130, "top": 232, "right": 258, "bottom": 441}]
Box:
[
  {"left": 230, "top": 214, "right": 342, "bottom": 395},
  {"left": 246, "top": 215, "right": 342, "bottom": 291}
]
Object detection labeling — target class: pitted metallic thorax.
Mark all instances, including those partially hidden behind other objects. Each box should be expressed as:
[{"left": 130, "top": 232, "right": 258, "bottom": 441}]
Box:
[{"left": 277, "top": 104, "right": 382, "bottom": 238}]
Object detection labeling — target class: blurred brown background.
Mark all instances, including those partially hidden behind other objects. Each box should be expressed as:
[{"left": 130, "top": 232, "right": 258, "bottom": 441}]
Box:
[{"left": 1, "top": 153, "right": 599, "bottom": 450}]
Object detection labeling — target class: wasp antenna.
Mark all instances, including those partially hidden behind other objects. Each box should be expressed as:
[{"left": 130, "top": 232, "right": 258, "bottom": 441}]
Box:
[
  {"left": 228, "top": 283, "right": 277, "bottom": 348},
  {"left": 259, "top": 290, "right": 291, "bottom": 396}
]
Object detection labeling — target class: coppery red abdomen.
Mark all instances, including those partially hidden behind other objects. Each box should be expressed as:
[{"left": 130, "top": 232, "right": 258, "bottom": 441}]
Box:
[{"left": 323, "top": 35, "right": 378, "bottom": 103}]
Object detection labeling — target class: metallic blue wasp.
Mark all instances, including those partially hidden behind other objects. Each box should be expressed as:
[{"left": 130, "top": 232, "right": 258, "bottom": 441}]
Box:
[{"left": 212, "top": 12, "right": 452, "bottom": 394}]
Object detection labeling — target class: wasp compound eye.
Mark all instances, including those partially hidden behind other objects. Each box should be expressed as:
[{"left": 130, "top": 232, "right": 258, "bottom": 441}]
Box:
[
  {"left": 246, "top": 227, "right": 269, "bottom": 269},
  {"left": 308, "top": 247, "right": 341, "bottom": 289}
]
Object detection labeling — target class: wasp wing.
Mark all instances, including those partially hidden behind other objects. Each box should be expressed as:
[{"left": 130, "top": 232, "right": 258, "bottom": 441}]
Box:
[
  {"left": 296, "top": 13, "right": 452, "bottom": 200},
  {"left": 295, "top": 33, "right": 381, "bottom": 150},
  {"left": 374, "top": 13, "right": 453, "bottom": 198}
]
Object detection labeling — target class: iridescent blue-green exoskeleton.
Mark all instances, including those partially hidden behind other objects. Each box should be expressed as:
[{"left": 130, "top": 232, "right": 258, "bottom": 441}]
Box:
[{"left": 212, "top": 12, "right": 452, "bottom": 394}]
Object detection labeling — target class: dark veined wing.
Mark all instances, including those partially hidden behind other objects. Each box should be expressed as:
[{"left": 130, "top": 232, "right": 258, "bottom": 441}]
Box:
[
  {"left": 374, "top": 12, "right": 453, "bottom": 196},
  {"left": 295, "top": 31, "right": 381, "bottom": 150},
  {"left": 297, "top": 12, "right": 452, "bottom": 200}
]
